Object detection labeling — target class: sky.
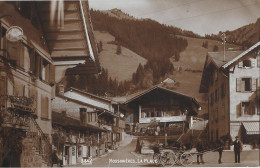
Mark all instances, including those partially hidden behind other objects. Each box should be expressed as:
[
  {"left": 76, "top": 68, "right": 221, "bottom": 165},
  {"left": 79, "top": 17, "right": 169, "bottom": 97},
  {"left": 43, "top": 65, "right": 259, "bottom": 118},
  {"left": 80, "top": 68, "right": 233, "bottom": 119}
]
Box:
[{"left": 88, "top": 0, "right": 260, "bottom": 36}]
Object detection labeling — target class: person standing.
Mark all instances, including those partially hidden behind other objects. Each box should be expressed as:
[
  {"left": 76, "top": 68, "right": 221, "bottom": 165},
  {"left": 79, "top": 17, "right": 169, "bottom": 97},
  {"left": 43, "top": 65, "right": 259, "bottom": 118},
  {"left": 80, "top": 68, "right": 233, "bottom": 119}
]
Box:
[
  {"left": 233, "top": 136, "right": 242, "bottom": 163},
  {"left": 196, "top": 139, "right": 204, "bottom": 164}
]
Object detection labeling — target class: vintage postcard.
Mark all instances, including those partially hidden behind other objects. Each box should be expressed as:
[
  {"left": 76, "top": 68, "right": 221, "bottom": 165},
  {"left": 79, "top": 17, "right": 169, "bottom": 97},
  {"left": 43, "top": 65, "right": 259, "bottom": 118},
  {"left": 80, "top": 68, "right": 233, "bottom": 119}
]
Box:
[{"left": 0, "top": 0, "right": 259, "bottom": 167}]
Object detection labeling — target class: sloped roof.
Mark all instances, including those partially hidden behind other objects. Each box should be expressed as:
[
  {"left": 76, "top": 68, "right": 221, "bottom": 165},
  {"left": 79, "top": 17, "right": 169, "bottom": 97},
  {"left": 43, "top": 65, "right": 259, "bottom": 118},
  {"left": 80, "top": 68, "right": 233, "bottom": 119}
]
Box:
[
  {"left": 52, "top": 111, "right": 106, "bottom": 132},
  {"left": 222, "top": 41, "right": 260, "bottom": 68},
  {"left": 36, "top": 0, "right": 100, "bottom": 73},
  {"left": 65, "top": 87, "right": 114, "bottom": 103},
  {"left": 207, "top": 51, "right": 243, "bottom": 68},
  {"left": 199, "top": 41, "right": 260, "bottom": 93},
  {"left": 125, "top": 85, "right": 200, "bottom": 108}
]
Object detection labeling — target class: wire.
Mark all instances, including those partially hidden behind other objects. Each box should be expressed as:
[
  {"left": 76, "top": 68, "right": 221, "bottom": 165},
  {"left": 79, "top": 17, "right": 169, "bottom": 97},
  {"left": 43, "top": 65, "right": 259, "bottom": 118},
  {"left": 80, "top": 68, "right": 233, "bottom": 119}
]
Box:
[
  {"left": 135, "top": 0, "right": 206, "bottom": 17},
  {"left": 163, "top": 2, "right": 260, "bottom": 23}
]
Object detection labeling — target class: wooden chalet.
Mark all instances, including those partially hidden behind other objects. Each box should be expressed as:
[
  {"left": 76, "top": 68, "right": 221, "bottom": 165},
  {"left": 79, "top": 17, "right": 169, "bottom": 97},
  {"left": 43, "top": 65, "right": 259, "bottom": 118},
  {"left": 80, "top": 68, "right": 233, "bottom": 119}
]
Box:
[{"left": 125, "top": 86, "right": 201, "bottom": 134}]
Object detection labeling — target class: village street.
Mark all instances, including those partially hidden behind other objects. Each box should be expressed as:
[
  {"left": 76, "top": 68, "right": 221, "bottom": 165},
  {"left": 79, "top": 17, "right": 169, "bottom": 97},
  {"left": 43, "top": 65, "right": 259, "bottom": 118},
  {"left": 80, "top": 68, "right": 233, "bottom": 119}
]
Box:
[{"left": 67, "top": 136, "right": 259, "bottom": 167}]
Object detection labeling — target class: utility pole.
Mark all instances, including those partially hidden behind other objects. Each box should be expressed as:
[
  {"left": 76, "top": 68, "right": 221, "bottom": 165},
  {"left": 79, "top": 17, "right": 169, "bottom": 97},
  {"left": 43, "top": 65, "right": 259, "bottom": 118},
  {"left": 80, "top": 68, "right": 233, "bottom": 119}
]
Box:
[{"left": 222, "top": 33, "right": 226, "bottom": 62}]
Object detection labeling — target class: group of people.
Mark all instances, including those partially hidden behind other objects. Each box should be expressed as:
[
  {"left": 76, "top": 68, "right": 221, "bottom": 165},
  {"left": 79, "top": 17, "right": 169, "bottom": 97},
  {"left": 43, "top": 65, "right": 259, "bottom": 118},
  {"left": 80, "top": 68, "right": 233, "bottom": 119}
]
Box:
[{"left": 196, "top": 136, "right": 242, "bottom": 164}]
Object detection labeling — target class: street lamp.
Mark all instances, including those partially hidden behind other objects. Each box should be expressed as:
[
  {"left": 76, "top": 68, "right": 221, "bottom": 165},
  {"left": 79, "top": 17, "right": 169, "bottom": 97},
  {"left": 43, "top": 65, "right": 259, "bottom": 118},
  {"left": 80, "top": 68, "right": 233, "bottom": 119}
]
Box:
[{"left": 0, "top": 15, "right": 23, "bottom": 42}]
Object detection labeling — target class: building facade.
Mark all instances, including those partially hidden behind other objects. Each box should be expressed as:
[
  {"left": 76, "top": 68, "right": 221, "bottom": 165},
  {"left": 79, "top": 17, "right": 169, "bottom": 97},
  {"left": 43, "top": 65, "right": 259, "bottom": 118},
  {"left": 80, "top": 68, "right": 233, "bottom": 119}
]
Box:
[
  {"left": 0, "top": 1, "right": 54, "bottom": 166},
  {"left": 125, "top": 86, "right": 201, "bottom": 135},
  {"left": 0, "top": 0, "right": 102, "bottom": 167},
  {"left": 200, "top": 42, "right": 260, "bottom": 146}
]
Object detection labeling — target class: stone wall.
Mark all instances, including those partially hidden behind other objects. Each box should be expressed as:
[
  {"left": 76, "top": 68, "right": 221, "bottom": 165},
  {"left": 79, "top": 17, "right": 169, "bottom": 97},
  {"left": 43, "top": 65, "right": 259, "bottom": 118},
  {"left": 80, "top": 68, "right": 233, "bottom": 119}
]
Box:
[{"left": 20, "top": 138, "right": 48, "bottom": 167}]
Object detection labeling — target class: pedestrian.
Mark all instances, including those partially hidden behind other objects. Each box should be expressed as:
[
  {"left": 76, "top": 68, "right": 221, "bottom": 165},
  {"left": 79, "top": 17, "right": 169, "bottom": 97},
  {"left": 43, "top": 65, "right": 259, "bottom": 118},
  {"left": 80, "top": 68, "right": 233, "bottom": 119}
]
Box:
[
  {"left": 196, "top": 139, "right": 204, "bottom": 164},
  {"left": 216, "top": 139, "right": 224, "bottom": 164},
  {"left": 233, "top": 136, "right": 242, "bottom": 163}
]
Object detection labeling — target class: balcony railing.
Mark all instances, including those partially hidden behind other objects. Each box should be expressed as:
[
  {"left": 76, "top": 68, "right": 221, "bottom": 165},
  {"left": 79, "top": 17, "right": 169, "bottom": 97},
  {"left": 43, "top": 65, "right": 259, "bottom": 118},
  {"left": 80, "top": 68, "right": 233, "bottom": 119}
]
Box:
[
  {"left": 0, "top": 95, "right": 36, "bottom": 129},
  {"left": 7, "top": 95, "right": 36, "bottom": 113}
]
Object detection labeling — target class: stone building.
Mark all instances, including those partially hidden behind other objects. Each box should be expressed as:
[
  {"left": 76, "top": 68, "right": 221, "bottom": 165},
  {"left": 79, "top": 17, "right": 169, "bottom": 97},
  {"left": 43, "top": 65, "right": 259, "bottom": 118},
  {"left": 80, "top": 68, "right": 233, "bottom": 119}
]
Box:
[
  {"left": 0, "top": 0, "right": 101, "bottom": 166},
  {"left": 199, "top": 42, "right": 260, "bottom": 146},
  {"left": 0, "top": 2, "right": 54, "bottom": 167}
]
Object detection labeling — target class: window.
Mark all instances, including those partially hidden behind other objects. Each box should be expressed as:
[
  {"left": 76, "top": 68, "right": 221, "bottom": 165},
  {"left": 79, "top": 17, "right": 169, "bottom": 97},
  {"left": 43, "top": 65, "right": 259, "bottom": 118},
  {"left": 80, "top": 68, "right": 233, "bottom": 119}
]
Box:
[
  {"left": 237, "top": 78, "right": 257, "bottom": 92},
  {"left": 210, "top": 93, "right": 214, "bottom": 106},
  {"left": 7, "top": 41, "right": 24, "bottom": 68},
  {"left": 0, "top": 27, "right": 7, "bottom": 57},
  {"left": 221, "top": 83, "right": 226, "bottom": 98},
  {"left": 239, "top": 58, "right": 256, "bottom": 68},
  {"left": 215, "top": 108, "right": 219, "bottom": 122},
  {"left": 41, "top": 59, "right": 50, "bottom": 82},
  {"left": 241, "top": 101, "right": 255, "bottom": 115},
  {"left": 214, "top": 71, "right": 218, "bottom": 82},
  {"left": 243, "top": 78, "right": 251, "bottom": 91},
  {"left": 215, "top": 89, "right": 218, "bottom": 102},
  {"left": 243, "top": 60, "right": 251, "bottom": 67}
]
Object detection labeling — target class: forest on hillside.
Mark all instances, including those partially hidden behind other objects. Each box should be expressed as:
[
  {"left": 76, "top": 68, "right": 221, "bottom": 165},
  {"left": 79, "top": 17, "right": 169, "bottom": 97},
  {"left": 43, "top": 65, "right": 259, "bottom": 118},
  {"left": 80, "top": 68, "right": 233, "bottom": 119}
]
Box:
[{"left": 65, "top": 9, "right": 194, "bottom": 96}]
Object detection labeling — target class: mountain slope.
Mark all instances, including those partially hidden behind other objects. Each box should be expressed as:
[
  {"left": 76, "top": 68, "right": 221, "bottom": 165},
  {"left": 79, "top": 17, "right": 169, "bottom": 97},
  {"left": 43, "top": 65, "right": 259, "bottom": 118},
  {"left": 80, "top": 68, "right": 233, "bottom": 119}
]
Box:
[
  {"left": 173, "top": 35, "right": 239, "bottom": 70},
  {"left": 208, "top": 18, "right": 260, "bottom": 47},
  {"left": 94, "top": 31, "right": 147, "bottom": 81}
]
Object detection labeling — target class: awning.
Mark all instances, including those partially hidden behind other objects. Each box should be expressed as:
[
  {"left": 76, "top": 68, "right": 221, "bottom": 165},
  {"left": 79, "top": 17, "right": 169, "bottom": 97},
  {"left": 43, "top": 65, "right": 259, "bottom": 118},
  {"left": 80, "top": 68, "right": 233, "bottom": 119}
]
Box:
[{"left": 242, "top": 122, "right": 260, "bottom": 135}]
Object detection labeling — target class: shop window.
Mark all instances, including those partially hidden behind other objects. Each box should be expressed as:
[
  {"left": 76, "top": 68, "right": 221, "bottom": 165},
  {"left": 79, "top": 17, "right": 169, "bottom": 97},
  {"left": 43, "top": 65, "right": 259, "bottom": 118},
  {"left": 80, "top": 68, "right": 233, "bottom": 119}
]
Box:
[{"left": 72, "top": 146, "right": 76, "bottom": 156}]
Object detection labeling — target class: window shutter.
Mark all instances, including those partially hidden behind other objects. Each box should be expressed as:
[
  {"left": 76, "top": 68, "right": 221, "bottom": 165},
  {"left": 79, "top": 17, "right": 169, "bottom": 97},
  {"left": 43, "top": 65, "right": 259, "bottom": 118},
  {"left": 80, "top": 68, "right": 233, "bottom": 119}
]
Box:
[
  {"left": 251, "top": 58, "right": 256, "bottom": 68},
  {"left": 252, "top": 78, "right": 257, "bottom": 91},
  {"left": 250, "top": 101, "right": 256, "bottom": 115},
  {"left": 39, "top": 57, "right": 43, "bottom": 79},
  {"left": 29, "top": 87, "right": 37, "bottom": 112},
  {"left": 18, "top": 43, "right": 24, "bottom": 68},
  {"left": 238, "top": 61, "right": 243, "bottom": 68},
  {"left": 236, "top": 78, "right": 242, "bottom": 92},
  {"left": 45, "top": 63, "right": 50, "bottom": 83},
  {"left": 46, "top": 97, "right": 49, "bottom": 118},
  {"left": 7, "top": 41, "right": 18, "bottom": 63},
  {"left": 41, "top": 95, "right": 49, "bottom": 119},
  {"left": 49, "top": 64, "right": 55, "bottom": 85},
  {"left": 29, "top": 49, "right": 35, "bottom": 74},
  {"left": 35, "top": 54, "right": 40, "bottom": 78},
  {"left": 257, "top": 55, "right": 260, "bottom": 67}
]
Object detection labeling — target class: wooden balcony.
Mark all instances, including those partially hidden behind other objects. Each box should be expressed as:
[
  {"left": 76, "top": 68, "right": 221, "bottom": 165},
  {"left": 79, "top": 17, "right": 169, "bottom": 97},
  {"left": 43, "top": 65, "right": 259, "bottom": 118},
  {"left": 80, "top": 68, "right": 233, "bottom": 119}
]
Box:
[
  {"left": 0, "top": 95, "right": 36, "bottom": 129},
  {"left": 7, "top": 95, "right": 36, "bottom": 114}
]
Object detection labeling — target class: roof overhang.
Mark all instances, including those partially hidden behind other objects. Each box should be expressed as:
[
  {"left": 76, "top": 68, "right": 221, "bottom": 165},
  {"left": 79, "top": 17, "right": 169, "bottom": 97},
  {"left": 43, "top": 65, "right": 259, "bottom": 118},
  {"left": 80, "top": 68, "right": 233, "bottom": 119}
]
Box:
[
  {"left": 222, "top": 41, "right": 260, "bottom": 69},
  {"left": 125, "top": 86, "right": 201, "bottom": 109}
]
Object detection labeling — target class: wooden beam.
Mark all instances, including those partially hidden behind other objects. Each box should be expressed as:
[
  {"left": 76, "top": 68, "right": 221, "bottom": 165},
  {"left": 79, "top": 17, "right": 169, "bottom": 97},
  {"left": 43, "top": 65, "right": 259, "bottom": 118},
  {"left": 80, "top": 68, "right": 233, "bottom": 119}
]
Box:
[{"left": 51, "top": 47, "right": 86, "bottom": 51}]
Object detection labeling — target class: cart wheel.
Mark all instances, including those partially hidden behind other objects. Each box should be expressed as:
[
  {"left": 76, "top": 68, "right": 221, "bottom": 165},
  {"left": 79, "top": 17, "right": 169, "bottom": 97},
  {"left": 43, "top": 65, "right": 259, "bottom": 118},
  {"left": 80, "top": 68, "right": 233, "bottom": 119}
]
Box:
[
  {"left": 153, "top": 153, "right": 161, "bottom": 165},
  {"left": 160, "top": 151, "right": 176, "bottom": 167},
  {"left": 180, "top": 152, "right": 193, "bottom": 166}
]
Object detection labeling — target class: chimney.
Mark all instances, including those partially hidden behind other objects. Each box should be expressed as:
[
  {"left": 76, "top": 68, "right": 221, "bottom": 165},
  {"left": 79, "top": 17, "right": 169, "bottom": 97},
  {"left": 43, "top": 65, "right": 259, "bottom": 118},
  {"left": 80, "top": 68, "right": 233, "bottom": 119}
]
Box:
[{"left": 56, "top": 83, "right": 64, "bottom": 96}]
